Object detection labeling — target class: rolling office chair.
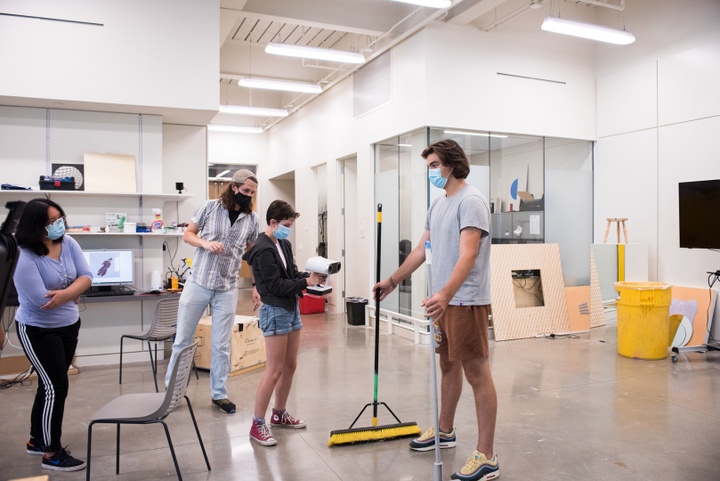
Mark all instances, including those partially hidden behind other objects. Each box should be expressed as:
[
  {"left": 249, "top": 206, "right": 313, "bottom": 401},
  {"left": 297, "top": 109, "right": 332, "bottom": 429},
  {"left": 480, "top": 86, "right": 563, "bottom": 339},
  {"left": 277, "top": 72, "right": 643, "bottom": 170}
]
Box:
[
  {"left": 87, "top": 341, "right": 210, "bottom": 481},
  {"left": 119, "top": 297, "right": 180, "bottom": 392}
]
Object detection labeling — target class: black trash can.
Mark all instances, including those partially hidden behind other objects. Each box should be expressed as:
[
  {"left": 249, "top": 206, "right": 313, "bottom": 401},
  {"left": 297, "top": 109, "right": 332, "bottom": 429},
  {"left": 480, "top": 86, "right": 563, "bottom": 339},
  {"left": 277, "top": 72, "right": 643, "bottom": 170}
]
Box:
[{"left": 345, "top": 297, "right": 368, "bottom": 325}]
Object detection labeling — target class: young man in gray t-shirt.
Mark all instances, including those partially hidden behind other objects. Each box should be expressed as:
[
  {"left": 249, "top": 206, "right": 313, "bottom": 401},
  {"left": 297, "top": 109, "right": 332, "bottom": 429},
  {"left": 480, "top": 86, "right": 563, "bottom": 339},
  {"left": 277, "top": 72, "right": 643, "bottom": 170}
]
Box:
[{"left": 374, "top": 139, "right": 499, "bottom": 481}]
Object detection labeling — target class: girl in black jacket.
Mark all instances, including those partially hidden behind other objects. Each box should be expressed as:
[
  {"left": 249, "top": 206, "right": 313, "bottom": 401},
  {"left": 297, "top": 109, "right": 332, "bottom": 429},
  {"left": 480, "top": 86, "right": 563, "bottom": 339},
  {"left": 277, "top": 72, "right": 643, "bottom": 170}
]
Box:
[{"left": 242, "top": 200, "right": 325, "bottom": 446}]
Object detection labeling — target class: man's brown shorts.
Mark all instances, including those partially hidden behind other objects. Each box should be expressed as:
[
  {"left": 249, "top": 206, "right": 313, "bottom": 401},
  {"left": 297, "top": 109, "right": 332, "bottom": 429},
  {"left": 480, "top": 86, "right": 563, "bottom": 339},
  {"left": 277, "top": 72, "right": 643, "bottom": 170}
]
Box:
[{"left": 434, "top": 304, "right": 490, "bottom": 361}]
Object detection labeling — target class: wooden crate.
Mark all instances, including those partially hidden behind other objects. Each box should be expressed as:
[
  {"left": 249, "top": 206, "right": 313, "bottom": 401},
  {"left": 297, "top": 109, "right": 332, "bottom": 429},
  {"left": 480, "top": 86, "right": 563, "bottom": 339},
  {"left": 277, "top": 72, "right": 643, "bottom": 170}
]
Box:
[{"left": 193, "top": 315, "right": 266, "bottom": 374}]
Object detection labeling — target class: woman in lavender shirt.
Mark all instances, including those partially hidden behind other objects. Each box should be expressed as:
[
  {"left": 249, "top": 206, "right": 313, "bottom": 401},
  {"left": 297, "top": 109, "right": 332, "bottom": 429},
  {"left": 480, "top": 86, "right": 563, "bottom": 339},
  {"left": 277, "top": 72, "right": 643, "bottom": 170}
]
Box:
[{"left": 14, "top": 198, "right": 92, "bottom": 472}]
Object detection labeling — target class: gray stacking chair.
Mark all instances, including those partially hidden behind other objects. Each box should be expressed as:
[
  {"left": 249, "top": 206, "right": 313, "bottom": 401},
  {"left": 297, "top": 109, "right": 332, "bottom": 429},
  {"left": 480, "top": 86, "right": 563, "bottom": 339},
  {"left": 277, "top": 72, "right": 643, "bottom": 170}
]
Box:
[
  {"left": 87, "top": 341, "right": 210, "bottom": 481},
  {"left": 119, "top": 297, "right": 179, "bottom": 392}
]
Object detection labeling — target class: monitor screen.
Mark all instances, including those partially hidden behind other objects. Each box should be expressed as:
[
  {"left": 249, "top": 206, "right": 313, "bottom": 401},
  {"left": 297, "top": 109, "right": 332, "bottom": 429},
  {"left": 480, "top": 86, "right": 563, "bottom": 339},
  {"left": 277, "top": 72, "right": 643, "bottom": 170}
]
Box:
[
  {"left": 82, "top": 249, "right": 135, "bottom": 286},
  {"left": 678, "top": 179, "right": 720, "bottom": 249}
]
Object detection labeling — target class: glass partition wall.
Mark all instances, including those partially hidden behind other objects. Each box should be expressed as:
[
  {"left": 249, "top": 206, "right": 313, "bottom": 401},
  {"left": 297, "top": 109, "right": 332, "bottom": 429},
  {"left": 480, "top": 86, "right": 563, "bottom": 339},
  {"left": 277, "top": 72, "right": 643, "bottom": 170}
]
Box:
[
  {"left": 375, "top": 128, "right": 429, "bottom": 318},
  {"left": 374, "top": 127, "right": 593, "bottom": 318}
]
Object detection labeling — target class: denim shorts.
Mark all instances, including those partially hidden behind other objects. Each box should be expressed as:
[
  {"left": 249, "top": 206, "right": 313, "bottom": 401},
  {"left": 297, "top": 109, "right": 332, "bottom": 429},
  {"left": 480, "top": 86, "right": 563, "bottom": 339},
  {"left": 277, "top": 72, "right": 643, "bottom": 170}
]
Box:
[{"left": 259, "top": 302, "right": 302, "bottom": 336}]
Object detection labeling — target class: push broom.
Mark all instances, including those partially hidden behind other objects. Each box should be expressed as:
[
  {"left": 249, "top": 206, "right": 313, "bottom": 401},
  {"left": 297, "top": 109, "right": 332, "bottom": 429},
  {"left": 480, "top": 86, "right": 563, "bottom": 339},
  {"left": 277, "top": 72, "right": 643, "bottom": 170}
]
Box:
[{"left": 328, "top": 204, "right": 421, "bottom": 446}]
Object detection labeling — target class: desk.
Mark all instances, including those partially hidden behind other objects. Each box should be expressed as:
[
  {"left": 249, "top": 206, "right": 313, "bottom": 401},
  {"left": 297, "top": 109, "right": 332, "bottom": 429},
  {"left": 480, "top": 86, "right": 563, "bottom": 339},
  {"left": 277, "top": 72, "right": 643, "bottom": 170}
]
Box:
[
  {"left": 75, "top": 292, "right": 181, "bottom": 367},
  {"left": 80, "top": 291, "right": 181, "bottom": 303}
]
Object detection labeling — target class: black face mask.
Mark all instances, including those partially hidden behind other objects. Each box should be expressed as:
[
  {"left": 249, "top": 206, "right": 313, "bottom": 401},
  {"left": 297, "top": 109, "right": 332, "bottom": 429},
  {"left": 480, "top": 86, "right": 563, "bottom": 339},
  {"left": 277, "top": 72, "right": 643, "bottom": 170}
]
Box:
[{"left": 234, "top": 192, "right": 252, "bottom": 208}]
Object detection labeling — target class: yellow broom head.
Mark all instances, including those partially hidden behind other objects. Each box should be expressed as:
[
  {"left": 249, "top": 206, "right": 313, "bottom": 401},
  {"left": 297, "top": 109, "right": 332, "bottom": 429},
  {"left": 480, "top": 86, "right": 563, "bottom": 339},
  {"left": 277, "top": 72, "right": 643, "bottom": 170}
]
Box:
[{"left": 328, "top": 422, "right": 421, "bottom": 447}]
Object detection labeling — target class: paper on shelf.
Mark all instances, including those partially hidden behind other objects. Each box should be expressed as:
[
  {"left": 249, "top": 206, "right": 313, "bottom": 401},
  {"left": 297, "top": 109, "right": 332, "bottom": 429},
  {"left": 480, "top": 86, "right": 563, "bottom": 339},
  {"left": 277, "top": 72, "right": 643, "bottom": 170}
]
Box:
[{"left": 529, "top": 215, "right": 541, "bottom": 235}]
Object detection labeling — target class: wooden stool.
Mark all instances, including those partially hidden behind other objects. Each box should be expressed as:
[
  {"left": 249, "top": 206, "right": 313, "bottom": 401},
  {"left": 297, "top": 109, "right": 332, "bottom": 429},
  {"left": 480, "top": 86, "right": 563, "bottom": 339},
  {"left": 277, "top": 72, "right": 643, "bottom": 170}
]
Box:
[{"left": 604, "top": 217, "right": 628, "bottom": 244}]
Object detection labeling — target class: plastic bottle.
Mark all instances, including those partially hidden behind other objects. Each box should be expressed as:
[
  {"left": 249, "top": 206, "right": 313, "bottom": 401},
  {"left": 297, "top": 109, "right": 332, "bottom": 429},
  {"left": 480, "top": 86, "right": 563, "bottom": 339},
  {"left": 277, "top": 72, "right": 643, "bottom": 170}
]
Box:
[{"left": 151, "top": 209, "right": 164, "bottom": 231}]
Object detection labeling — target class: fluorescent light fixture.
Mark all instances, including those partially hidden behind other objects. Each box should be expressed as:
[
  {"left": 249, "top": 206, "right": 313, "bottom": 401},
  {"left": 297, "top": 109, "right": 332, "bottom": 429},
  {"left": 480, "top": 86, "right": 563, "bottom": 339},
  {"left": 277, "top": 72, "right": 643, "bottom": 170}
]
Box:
[
  {"left": 390, "top": 0, "right": 452, "bottom": 8},
  {"left": 238, "top": 77, "right": 322, "bottom": 94},
  {"left": 219, "top": 105, "right": 289, "bottom": 117},
  {"left": 265, "top": 42, "right": 365, "bottom": 64},
  {"left": 398, "top": 144, "right": 413, "bottom": 147},
  {"left": 444, "top": 130, "right": 508, "bottom": 138},
  {"left": 216, "top": 169, "right": 230, "bottom": 178},
  {"left": 541, "top": 16, "right": 635, "bottom": 45},
  {"left": 208, "top": 125, "right": 263, "bottom": 134}
]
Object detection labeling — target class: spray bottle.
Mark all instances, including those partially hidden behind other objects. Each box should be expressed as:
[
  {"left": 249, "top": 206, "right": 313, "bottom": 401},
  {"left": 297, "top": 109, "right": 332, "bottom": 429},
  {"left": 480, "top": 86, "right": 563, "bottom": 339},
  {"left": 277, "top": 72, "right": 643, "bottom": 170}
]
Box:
[{"left": 151, "top": 209, "right": 164, "bottom": 231}]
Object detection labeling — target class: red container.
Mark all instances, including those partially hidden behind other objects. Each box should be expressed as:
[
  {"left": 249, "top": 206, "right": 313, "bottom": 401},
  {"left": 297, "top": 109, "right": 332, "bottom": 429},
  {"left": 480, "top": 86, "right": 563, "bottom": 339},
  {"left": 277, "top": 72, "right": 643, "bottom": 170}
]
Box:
[{"left": 299, "top": 293, "right": 325, "bottom": 314}]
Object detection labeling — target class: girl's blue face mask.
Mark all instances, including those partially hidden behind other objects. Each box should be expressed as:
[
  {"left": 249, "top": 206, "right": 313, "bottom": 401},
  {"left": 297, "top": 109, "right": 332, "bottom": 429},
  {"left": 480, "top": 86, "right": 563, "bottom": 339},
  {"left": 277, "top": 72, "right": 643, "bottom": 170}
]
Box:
[
  {"left": 46, "top": 218, "right": 66, "bottom": 240},
  {"left": 428, "top": 168, "right": 449, "bottom": 189},
  {"left": 274, "top": 223, "right": 291, "bottom": 240}
]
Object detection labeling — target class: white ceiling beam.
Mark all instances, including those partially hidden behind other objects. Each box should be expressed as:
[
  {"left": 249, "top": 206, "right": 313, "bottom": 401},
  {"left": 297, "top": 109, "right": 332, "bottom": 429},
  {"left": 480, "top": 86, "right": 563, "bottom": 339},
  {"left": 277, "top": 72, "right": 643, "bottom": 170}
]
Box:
[
  {"left": 446, "top": 0, "right": 510, "bottom": 26},
  {"left": 232, "top": 0, "right": 398, "bottom": 37}
]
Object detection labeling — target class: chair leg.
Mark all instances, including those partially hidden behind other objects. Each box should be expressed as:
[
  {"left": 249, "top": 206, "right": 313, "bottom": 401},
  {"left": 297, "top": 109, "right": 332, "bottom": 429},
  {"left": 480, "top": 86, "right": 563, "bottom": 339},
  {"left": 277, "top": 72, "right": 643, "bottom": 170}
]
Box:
[
  {"left": 154, "top": 342, "right": 160, "bottom": 392},
  {"left": 622, "top": 220, "right": 629, "bottom": 244},
  {"left": 115, "top": 423, "right": 121, "bottom": 475},
  {"left": 603, "top": 220, "right": 611, "bottom": 244},
  {"left": 185, "top": 395, "right": 211, "bottom": 471},
  {"left": 148, "top": 340, "right": 159, "bottom": 393},
  {"left": 86, "top": 422, "right": 94, "bottom": 481},
  {"left": 119, "top": 336, "right": 125, "bottom": 385},
  {"left": 160, "top": 420, "right": 183, "bottom": 481}
]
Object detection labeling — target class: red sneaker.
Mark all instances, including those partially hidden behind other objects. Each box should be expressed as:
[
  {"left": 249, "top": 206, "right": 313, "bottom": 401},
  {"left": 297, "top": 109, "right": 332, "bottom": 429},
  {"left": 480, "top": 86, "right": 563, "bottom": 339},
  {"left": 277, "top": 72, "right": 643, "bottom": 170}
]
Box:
[
  {"left": 270, "top": 409, "right": 306, "bottom": 429},
  {"left": 249, "top": 419, "right": 277, "bottom": 446}
]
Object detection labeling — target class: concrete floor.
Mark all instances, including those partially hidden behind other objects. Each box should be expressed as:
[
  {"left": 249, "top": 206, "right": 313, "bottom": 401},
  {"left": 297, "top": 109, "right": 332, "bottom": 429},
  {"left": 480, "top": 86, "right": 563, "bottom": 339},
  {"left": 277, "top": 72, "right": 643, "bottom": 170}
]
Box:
[{"left": 2, "top": 292, "right": 720, "bottom": 481}]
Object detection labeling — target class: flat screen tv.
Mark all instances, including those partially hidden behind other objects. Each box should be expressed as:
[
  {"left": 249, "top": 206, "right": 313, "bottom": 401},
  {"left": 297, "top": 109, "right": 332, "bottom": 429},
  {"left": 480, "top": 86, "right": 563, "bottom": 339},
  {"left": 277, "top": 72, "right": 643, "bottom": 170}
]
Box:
[
  {"left": 82, "top": 249, "right": 135, "bottom": 286},
  {"left": 678, "top": 179, "right": 720, "bottom": 249}
]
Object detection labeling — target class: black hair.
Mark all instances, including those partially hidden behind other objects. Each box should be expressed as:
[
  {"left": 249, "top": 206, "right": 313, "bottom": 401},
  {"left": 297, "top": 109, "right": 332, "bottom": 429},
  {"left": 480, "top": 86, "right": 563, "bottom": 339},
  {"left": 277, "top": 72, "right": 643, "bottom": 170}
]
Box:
[
  {"left": 421, "top": 139, "right": 470, "bottom": 179},
  {"left": 266, "top": 200, "right": 300, "bottom": 224},
  {"left": 15, "top": 198, "right": 67, "bottom": 256}
]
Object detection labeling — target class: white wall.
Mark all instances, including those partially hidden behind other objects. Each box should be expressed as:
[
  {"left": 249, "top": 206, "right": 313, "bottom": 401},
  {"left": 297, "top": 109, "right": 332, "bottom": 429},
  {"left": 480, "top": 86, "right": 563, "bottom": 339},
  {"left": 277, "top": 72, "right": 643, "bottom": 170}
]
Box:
[
  {"left": 0, "top": 0, "right": 219, "bottom": 122},
  {"left": 162, "top": 124, "right": 209, "bottom": 266},
  {"left": 423, "top": 23, "right": 596, "bottom": 140},
  {"left": 595, "top": 0, "right": 720, "bottom": 291}
]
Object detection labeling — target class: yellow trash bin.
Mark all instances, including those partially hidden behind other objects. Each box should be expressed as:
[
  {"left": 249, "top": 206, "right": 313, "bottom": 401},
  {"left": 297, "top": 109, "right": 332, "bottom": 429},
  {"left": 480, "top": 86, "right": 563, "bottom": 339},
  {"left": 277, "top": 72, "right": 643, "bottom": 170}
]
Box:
[{"left": 614, "top": 282, "right": 672, "bottom": 360}]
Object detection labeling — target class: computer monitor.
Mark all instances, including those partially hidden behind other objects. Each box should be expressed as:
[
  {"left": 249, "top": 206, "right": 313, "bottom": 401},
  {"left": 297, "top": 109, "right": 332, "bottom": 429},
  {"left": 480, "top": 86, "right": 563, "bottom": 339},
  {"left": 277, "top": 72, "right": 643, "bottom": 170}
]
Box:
[
  {"left": 82, "top": 249, "right": 134, "bottom": 287},
  {"left": 679, "top": 179, "right": 720, "bottom": 249}
]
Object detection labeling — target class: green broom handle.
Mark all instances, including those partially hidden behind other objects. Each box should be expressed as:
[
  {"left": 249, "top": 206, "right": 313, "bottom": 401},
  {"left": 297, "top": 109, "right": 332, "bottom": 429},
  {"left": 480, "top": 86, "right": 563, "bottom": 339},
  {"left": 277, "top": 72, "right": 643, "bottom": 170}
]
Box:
[{"left": 373, "top": 204, "right": 382, "bottom": 426}]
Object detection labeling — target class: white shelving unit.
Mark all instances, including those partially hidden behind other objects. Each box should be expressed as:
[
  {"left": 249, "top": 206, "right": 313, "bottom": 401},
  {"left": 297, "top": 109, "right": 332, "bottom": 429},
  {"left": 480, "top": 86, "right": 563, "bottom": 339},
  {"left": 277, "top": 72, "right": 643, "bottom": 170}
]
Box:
[
  {"left": 69, "top": 232, "right": 184, "bottom": 236},
  {"left": 0, "top": 108, "right": 206, "bottom": 368},
  {"left": 0, "top": 189, "right": 193, "bottom": 290},
  {"left": 0, "top": 190, "right": 192, "bottom": 201},
  {"left": 3, "top": 190, "right": 194, "bottom": 368}
]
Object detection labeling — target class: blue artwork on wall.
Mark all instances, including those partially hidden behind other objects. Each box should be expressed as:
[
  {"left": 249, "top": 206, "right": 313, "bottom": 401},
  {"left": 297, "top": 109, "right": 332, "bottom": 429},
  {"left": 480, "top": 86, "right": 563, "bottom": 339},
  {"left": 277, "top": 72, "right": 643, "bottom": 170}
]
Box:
[{"left": 510, "top": 178, "right": 519, "bottom": 200}]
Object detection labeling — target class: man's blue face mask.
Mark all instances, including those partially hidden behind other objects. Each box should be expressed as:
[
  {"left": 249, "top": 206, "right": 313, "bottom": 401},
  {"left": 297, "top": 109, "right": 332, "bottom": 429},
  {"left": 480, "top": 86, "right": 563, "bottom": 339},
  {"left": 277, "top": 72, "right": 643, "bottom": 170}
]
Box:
[{"left": 428, "top": 168, "right": 449, "bottom": 189}]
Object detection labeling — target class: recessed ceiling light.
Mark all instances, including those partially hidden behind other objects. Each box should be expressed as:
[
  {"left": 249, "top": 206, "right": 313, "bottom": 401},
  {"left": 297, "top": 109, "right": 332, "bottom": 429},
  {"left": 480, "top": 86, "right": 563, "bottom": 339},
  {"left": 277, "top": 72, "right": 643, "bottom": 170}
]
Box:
[
  {"left": 390, "top": 0, "right": 452, "bottom": 8},
  {"left": 265, "top": 42, "right": 365, "bottom": 64},
  {"left": 219, "top": 105, "right": 289, "bottom": 117},
  {"left": 541, "top": 17, "right": 635, "bottom": 45},
  {"left": 208, "top": 125, "right": 264, "bottom": 134},
  {"left": 238, "top": 77, "right": 322, "bottom": 94},
  {"left": 444, "top": 130, "right": 508, "bottom": 138}
]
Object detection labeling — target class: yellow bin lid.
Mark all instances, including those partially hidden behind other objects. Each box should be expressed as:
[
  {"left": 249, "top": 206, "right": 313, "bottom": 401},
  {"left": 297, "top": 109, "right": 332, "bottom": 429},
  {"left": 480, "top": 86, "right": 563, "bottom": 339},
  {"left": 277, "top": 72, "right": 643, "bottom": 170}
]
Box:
[{"left": 614, "top": 282, "right": 672, "bottom": 307}]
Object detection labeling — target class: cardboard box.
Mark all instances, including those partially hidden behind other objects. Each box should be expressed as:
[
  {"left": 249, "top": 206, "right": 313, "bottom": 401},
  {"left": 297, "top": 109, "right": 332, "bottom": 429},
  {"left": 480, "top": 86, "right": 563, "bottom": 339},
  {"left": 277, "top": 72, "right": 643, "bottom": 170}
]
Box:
[
  {"left": 194, "top": 315, "right": 266, "bottom": 373},
  {"left": 0, "top": 355, "right": 31, "bottom": 379}
]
